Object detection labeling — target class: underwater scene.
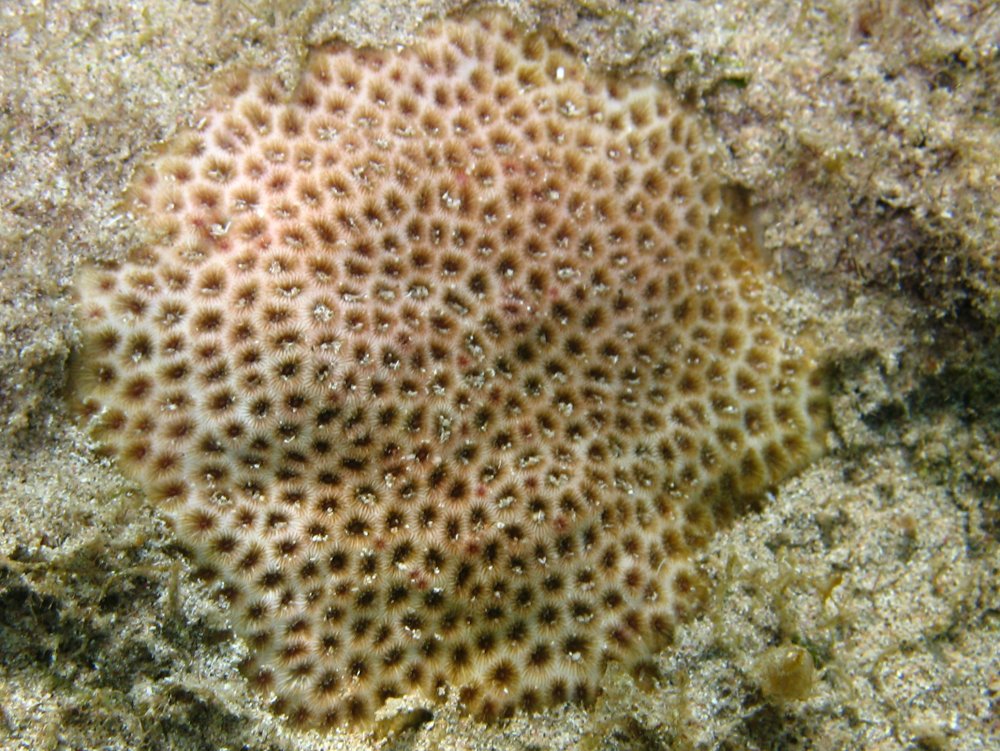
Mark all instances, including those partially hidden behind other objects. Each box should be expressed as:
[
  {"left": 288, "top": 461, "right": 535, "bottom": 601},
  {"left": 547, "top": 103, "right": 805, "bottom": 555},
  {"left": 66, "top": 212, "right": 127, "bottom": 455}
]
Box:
[{"left": 0, "top": 2, "right": 996, "bottom": 750}]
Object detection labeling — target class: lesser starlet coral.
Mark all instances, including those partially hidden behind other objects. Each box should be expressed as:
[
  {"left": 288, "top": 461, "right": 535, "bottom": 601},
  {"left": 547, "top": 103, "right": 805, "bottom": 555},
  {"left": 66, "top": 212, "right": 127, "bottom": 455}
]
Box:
[{"left": 73, "top": 8, "right": 827, "bottom": 726}]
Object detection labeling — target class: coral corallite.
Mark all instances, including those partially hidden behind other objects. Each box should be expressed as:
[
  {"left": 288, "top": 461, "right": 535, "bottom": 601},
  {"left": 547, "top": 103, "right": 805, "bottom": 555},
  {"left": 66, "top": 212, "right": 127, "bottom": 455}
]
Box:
[{"left": 73, "top": 9, "right": 827, "bottom": 727}]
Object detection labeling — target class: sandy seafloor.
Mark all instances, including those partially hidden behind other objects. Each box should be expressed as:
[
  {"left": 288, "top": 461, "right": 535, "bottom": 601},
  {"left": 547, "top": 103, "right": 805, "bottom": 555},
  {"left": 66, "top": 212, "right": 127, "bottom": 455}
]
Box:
[{"left": 0, "top": 1, "right": 998, "bottom": 749}]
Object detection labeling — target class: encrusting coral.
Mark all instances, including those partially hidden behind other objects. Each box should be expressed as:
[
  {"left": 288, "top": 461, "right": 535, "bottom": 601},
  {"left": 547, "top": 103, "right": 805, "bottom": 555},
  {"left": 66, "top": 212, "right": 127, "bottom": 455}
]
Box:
[{"left": 73, "top": 8, "right": 827, "bottom": 727}]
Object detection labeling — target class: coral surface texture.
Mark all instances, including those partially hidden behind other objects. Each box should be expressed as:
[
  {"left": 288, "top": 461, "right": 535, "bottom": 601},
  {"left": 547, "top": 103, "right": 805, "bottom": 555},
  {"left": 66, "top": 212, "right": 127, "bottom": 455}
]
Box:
[{"left": 73, "top": 9, "right": 825, "bottom": 727}]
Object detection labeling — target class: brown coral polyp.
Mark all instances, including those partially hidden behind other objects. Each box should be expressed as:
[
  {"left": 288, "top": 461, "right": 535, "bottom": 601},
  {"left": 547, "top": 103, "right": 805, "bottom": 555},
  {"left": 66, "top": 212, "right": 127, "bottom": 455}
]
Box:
[{"left": 74, "top": 8, "right": 826, "bottom": 727}]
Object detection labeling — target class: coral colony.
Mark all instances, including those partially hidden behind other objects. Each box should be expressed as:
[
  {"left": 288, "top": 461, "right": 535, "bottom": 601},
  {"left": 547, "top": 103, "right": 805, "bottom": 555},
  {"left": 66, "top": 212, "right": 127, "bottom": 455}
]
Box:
[{"left": 74, "top": 9, "right": 826, "bottom": 727}]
